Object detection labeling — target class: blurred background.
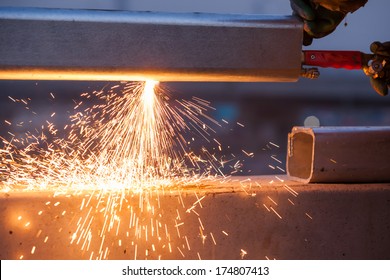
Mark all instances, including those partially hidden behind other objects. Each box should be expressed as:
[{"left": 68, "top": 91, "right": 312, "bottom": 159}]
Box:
[{"left": 0, "top": 0, "right": 389, "bottom": 175}]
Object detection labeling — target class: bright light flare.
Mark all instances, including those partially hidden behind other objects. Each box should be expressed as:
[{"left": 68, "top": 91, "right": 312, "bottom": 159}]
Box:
[{"left": 142, "top": 80, "right": 159, "bottom": 108}]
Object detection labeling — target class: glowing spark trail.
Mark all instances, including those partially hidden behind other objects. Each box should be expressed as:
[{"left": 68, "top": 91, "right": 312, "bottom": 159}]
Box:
[
  {"left": 1, "top": 81, "right": 228, "bottom": 191},
  {"left": 0, "top": 81, "right": 237, "bottom": 259}
]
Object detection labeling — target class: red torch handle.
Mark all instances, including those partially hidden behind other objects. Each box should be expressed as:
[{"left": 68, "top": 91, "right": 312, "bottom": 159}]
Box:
[{"left": 303, "top": 50, "right": 364, "bottom": 70}]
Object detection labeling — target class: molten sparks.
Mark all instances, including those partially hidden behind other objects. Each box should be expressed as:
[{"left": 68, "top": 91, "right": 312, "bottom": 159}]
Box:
[
  {"left": 0, "top": 81, "right": 236, "bottom": 259},
  {"left": 1, "top": 81, "right": 227, "bottom": 191},
  {"left": 1, "top": 81, "right": 302, "bottom": 260}
]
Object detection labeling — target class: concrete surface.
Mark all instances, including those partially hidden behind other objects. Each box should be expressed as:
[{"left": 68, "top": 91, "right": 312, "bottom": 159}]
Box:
[{"left": 1, "top": 175, "right": 390, "bottom": 260}]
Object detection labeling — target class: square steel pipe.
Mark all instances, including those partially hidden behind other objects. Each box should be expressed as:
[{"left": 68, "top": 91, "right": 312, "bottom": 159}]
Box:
[
  {"left": 287, "top": 126, "right": 390, "bottom": 183},
  {"left": 1, "top": 176, "right": 390, "bottom": 260},
  {"left": 0, "top": 7, "right": 303, "bottom": 82}
]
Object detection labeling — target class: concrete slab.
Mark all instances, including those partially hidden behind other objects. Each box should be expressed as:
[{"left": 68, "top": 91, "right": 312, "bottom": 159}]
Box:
[{"left": 1, "top": 175, "right": 390, "bottom": 260}]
